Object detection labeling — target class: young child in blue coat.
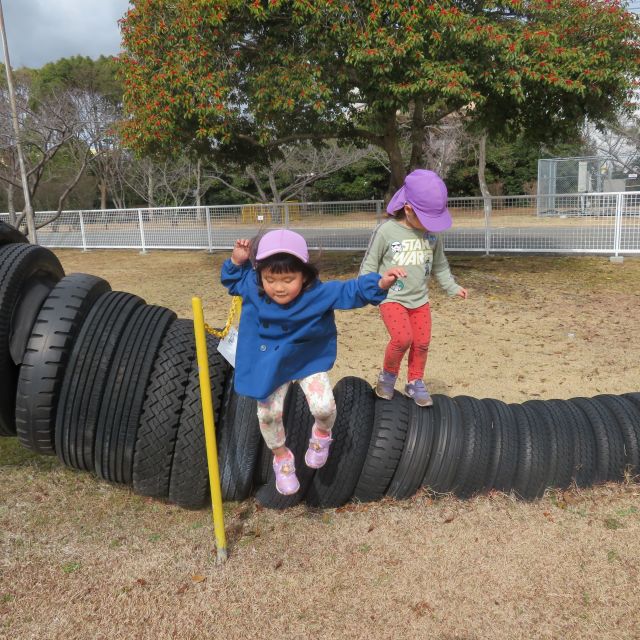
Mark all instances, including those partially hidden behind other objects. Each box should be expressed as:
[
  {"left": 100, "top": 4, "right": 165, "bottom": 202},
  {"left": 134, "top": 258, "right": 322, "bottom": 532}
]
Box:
[{"left": 221, "top": 229, "right": 405, "bottom": 495}]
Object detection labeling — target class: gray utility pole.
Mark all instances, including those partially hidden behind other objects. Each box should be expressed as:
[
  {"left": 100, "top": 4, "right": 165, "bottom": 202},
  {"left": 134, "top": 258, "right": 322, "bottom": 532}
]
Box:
[{"left": 0, "top": 0, "right": 37, "bottom": 243}]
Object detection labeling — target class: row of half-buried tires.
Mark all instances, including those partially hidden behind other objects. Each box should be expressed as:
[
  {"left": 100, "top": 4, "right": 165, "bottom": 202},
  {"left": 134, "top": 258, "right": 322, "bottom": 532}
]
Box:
[{"left": 2, "top": 239, "right": 640, "bottom": 510}]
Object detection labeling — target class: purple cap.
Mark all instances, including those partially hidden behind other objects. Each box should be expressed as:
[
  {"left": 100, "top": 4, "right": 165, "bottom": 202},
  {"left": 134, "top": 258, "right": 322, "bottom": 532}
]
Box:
[
  {"left": 256, "top": 229, "right": 309, "bottom": 263},
  {"left": 386, "top": 169, "right": 453, "bottom": 232}
]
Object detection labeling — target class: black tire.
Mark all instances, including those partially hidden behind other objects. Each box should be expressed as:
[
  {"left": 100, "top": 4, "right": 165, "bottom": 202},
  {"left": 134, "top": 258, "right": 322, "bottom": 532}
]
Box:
[
  {"left": 422, "top": 395, "right": 464, "bottom": 494},
  {"left": 548, "top": 399, "right": 597, "bottom": 488},
  {"left": 482, "top": 398, "right": 518, "bottom": 492},
  {"left": 254, "top": 383, "right": 316, "bottom": 510},
  {"left": 0, "top": 244, "right": 64, "bottom": 435},
  {"left": 306, "top": 376, "right": 376, "bottom": 508},
  {"left": 15, "top": 274, "right": 111, "bottom": 455},
  {"left": 594, "top": 394, "right": 640, "bottom": 476},
  {"left": 254, "top": 439, "right": 272, "bottom": 488},
  {"left": 168, "top": 334, "right": 229, "bottom": 509},
  {"left": 0, "top": 220, "right": 28, "bottom": 246},
  {"left": 352, "top": 392, "right": 411, "bottom": 503},
  {"left": 452, "top": 396, "right": 492, "bottom": 498},
  {"left": 55, "top": 292, "right": 145, "bottom": 471},
  {"left": 387, "top": 403, "right": 435, "bottom": 500},
  {"left": 524, "top": 400, "right": 574, "bottom": 490},
  {"left": 133, "top": 319, "right": 197, "bottom": 499},
  {"left": 510, "top": 403, "right": 549, "bottom": 500},
  {"left": 217, "top": 371, "right": 262, "bottom": 502},
  {"left": 622, "top": 393, "right": 640, "bottom": 412},
  {"left": 570, "top": 397, "right": 610, "bottom": 484},
  {"left": 94, "top": 304, "right": 176, "bottom": 484},
  {"left": 586, "top": 397, "right": 627, "bottom": 482}
]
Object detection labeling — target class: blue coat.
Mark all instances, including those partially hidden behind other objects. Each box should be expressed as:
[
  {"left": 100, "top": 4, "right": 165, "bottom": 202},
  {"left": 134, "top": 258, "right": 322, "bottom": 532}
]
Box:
[{"left": 221, "top": 259, "right": 386, "bottom": 400}]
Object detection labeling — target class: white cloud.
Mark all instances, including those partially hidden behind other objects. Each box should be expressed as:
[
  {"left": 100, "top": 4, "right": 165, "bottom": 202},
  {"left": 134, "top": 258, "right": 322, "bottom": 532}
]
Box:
[{"left": 1, "top": 0, "right": 131, "bottom": 68}]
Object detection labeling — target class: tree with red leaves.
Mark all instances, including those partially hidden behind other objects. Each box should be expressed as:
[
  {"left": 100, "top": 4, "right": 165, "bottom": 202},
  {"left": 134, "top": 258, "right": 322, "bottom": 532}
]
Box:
[{"left": 119, "top": 0, "right": 640, "bottom": 190}]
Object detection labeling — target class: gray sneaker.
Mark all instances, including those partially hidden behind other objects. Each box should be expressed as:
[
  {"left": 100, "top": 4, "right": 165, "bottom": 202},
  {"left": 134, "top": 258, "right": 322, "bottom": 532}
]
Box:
[
  {"left": 375, "top": 370, "right": 397, "bottom": 400},
  {"left": 405, "top": 379, "right": 433, "bottom": 407}
]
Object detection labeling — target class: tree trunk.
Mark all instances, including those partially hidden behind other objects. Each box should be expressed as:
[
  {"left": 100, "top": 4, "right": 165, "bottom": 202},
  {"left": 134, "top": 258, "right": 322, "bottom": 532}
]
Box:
[
  {"left": 477, "top": 131, "right": 492, "bottom": 223},
  {"left": 147, "top": 168, "right": 154, "bottom": 207},
  {"left": 7, "top": 182, "right": 16, "bottom": 226},
  {"left": 382, "top": 113, "right": 406, "bottom": 202},
  {"left": 195, "top": 158, "right": 202, "bottom": 221},
  {"left": 99, "top": 179, "right": 107, "bottom": 210},
  {"left": 477, "top": 132, "right": 491, "bottom": 199},
  {"left": 408, "top": 98, "right": 425, "bottom": 171}
]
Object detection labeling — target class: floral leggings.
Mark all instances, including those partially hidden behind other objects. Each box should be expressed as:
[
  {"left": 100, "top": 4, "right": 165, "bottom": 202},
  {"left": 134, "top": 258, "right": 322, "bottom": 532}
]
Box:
[{"left": 256, "top": 372, "right": 336, "bottom": 450}]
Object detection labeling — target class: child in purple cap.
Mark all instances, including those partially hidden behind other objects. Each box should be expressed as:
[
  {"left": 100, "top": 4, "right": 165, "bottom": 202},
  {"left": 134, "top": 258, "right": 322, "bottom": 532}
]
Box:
[
  {"left": 360, "top": 169, "right": 467, "bottom": 407},
  {"left": 221, "top": 229, "right": 405, "bottom": 495}
]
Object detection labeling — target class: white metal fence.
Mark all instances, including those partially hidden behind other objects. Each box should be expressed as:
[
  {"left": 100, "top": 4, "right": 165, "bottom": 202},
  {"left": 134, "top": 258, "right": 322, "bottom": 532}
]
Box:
[{"left": 3, "top": 192, "right": 640, "bottom": 256}]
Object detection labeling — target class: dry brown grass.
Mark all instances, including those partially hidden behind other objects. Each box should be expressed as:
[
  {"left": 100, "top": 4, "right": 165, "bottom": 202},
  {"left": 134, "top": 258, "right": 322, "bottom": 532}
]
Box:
[{"left": 2, "top": 250, "right": 640, "bottom": 640}]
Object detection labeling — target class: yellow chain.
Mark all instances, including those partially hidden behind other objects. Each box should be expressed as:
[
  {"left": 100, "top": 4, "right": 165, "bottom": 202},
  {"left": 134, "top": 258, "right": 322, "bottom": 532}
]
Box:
[{"left": 204, "top": 296, "right": 242, "bottom": 338}]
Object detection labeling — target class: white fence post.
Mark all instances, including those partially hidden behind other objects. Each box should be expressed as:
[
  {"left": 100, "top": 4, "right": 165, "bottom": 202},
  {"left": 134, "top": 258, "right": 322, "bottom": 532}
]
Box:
[
  {"left": 611, "top": 193, "right": 623, "bottom": 262},
  {"left": 483, "top": 197, "right": 492, "bottom": 256},
  {"left": 205, "top": 206, "right": 213, "bottom": 252},
  {"left": 138, "top": 208, "right": 147, "bottom": 254},
  {"left": 78, "top": 211, "right": 88, "bottom": 252},
  {"left": 284, "top": 202, "right": 290, "bottom": 228},
  {"left": 375, "top": 200, "right": 382, "bottom": 224}
]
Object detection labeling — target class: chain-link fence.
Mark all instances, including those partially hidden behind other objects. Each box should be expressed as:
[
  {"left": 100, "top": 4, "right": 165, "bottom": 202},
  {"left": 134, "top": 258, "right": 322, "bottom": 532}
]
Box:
[
  {"left": 538, "top": 156, "right": 640, "bottom": 216},
  {"left": 2, "top": 193, "right": 640, "bottom": 256}
]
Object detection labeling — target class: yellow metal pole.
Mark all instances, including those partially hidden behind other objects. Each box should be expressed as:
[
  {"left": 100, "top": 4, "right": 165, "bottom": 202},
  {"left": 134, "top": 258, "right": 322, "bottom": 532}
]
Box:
[{"left": 191, "top": 296, "right": 227, "bottom": 563}]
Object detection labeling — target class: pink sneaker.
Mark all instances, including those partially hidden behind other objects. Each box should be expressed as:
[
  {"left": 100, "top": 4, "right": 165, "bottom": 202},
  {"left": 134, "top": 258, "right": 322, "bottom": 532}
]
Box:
[
  {"left": 272, "top": 451, "right": 300, "bottom": 495},
  {"left": 304, "top": 430, "right": 333, "bottom": 469}
]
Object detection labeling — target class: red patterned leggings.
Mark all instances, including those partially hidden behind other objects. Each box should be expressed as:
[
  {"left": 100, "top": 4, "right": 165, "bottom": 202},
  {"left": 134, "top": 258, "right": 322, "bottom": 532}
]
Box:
[{"left": 379, "top": 302, "right": 432, "bottom": 381}]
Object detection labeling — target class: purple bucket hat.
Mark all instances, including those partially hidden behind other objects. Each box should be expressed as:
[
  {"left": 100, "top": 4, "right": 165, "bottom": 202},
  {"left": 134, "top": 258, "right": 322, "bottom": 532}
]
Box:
[
  {"left": 386, "top": 169, "right": 453, "bottom": 232},
  {"left": 256, "top": 229, "right": 309, "bottom": 263}
]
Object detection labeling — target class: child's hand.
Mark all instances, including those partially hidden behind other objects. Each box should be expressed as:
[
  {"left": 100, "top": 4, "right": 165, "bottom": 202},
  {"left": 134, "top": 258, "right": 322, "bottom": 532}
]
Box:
[
  {"left": 378, "top": 267, "right": 407, "bottom": 290},
  {"left": 231, "top": 238, "right": 251, "bottom": 265},
  {"left": 456, "top": 287, "right": 468, "bottom": 299}
]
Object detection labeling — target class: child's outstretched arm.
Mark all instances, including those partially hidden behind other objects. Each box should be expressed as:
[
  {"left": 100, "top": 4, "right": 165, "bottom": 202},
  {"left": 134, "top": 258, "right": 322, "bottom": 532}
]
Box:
[
  {"left": 326, "top": 267, "right": 407, "bottom": 310},
  {"left": 378, "top": 267, "right": 407, "bottom": 290},
  {"left": 221, "top": 238, "right": 253, "bottom": 296}
]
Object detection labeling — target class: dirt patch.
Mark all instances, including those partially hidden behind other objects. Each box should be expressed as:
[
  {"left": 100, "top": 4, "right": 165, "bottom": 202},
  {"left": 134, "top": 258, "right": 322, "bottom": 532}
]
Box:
[{"left": 1, "top": 250, "right": 639, "bottom": 639}]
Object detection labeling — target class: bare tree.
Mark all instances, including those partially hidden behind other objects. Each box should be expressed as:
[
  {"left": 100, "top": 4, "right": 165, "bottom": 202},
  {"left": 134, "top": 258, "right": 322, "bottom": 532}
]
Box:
[
  {"left": 117, "top": 153, "right": 214, "bottom": 208},
  {"left": 206, "top": 141, "right": 380, "bottom": 203},
  {"left": 0, "top": 79, "right": 107, "bottom": 229}
]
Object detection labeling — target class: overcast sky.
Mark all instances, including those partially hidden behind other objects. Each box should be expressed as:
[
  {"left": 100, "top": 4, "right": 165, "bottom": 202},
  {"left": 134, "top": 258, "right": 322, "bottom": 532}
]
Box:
[{"left": 1, "top": 0, "right": 131, "bottom": 69}]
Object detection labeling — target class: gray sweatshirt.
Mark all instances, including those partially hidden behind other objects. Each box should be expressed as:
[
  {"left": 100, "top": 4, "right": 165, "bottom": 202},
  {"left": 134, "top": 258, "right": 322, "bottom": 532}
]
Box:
[{"left": 360, "top": 219, "right": 461, "bottom": 308}]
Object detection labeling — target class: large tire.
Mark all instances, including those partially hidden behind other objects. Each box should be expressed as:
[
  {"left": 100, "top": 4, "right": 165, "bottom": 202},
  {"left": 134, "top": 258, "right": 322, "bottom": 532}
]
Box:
[
  {"left": 133, "top": 319, "right": 196, "bottom": 499},
  {"left": 452, "top": 396, "right": 492, "bottom": 498},
  {"left": 570, "top": 397, "right": 610, "bottom": 484},
  {"left": 352, "top": 392, "right": 410, "bottom": 503},
  {"left": 217, "top": 371, "right": 262, "bottom": 502},
  {"left": 254, "top": 384, "right": 316, "bottom": 510},
  {"left": 306, "top": 376, "right": 376, "bottom": 508},
  {"left": 594, "top": 394, "right": 640, "bottom": 476},
  {"left": 55, "top": 292, "right": 145, "bottom": 471},
  {"left": 422, "top": 395, "right": 464, "bottom": 494},
  {"left": 387, "top": 403, "right": 435, "bottom": 500},
  {"left": 168, "top": 334, "right": 229, "bottom": 509},
  {"left": 524, "top": 400, "right": 573, "bottom": 490},
  {"left": 482, "top": 398, "right": 518, "bottom": 492},
  {"left": 94, "top": 304, "right": 176, "bottom": 484},
  {"left": 0, "top": 244, "right": 64, "bottom": 436},
  {"left": 548, "top": 399, "right": 596, "bottom": 488},
  {"left": 254, "top": 439, "right": 272, "bottom": 488},
  {"left": 511, "top": 403, "right": 549, "bottom": 500},
  {"left": 585, "top": 397, "right": 626, "bottom": 481},
  {"left": 0, "top": 221, "right": 28, "bottom": 246},
  {"left": 15, "top": 274, "right": 111, "bottom": 455}
]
